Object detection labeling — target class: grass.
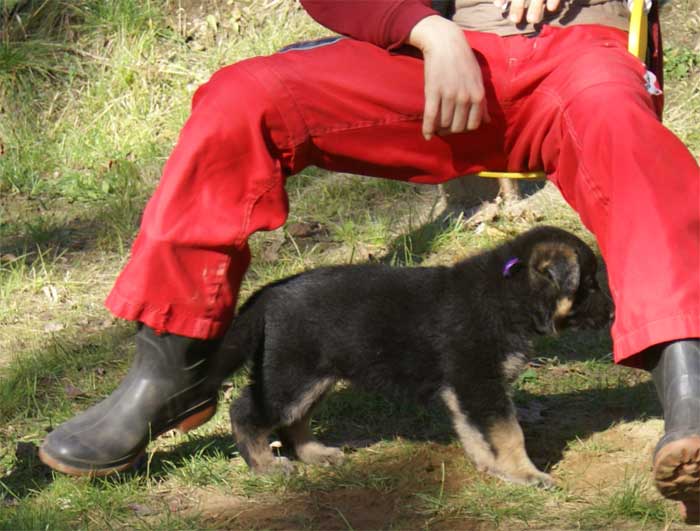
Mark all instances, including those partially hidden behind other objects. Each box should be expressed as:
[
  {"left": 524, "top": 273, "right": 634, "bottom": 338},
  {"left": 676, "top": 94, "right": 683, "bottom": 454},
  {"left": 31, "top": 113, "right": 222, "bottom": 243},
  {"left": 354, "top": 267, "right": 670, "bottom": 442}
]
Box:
[
  {"left": 1, "top": 0, "right": 699, "bottom": 529},
  {"left": 579, "top": 475, "right": 673, "bottom": 528}
]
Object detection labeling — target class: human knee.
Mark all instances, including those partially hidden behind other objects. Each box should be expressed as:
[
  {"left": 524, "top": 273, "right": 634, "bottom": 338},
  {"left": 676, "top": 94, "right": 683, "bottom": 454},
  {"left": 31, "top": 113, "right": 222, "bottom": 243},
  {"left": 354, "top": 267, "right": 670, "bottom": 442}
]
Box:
[{"left": 191, "top": 59, "right": 275, "bottom": 121}]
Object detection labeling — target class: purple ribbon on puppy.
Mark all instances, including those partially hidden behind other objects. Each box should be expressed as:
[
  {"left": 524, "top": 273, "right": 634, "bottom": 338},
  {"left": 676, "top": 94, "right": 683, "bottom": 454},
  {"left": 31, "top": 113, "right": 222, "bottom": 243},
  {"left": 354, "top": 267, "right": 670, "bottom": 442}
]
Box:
[{"left": 502, "top": 257, "right": 522, "bottom": 278}]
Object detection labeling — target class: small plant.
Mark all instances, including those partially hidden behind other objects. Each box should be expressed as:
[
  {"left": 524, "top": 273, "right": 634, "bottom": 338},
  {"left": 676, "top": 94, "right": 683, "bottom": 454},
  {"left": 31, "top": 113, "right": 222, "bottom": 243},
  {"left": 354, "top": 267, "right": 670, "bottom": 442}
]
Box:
[
  {"left": 665, "top": 46, "right": 700, "bottom": 81},
  {"left": 578, "top": 475, "right": 673, "bottom": 527}
]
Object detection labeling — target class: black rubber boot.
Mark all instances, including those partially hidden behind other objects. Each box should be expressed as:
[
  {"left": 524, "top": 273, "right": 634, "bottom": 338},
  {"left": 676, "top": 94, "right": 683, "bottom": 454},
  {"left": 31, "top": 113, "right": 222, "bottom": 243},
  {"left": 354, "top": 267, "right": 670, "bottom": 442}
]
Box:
[
  {"left": 649, "top": 339, "right": 700, "bottom": 524},
  {"left": 39, "top": 325, "right": 226, "bottom": 477}
]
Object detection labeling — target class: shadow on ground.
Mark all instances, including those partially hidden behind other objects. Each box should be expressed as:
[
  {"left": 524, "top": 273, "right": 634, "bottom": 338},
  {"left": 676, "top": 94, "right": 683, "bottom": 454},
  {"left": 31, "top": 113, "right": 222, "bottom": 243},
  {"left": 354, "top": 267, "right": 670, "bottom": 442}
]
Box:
[
  {"left": 0, "top": 193, "right": 144, "bottom": 262},
  {"left": 145, "top": 376, "right": 659, "bottom": 481},
  {"left": 156, "top": 378, "right": 660, "bottom": 530},
  {"left": 0, "top": 324, "right": 136, "bottom": 501}
]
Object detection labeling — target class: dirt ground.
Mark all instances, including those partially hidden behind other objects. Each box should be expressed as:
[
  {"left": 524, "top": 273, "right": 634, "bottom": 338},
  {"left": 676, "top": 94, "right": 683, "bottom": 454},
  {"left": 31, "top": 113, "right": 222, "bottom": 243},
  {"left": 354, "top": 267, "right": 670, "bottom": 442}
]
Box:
[{"left": 178, "top": 421, "right": 667, "bottom": 530}]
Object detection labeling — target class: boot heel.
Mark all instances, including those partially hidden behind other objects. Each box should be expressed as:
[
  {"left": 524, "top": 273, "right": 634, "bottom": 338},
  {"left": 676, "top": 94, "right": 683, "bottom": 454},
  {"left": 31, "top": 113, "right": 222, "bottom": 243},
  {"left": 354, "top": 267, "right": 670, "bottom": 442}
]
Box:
[
  {"left": 176, "top": 404, "right": 216, "bottom": 433},
  {"left": 654, "top": 436, "right": 700, "bottom": 524},
  {"left": 681, "top": 499, "right": 699, "bottom": 525}
]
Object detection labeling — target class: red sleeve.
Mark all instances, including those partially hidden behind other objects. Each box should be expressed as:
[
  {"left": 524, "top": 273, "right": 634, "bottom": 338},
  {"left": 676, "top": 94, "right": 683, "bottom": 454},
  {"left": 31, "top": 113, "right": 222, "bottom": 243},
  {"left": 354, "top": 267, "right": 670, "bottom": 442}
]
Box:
[{"left": 300, "top": 1, "right": 440, "bottom": 50}]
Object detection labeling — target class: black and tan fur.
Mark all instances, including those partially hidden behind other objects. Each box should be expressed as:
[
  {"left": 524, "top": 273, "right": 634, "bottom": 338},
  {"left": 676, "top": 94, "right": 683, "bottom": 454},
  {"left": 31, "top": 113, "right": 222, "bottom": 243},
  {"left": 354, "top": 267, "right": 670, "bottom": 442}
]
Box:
[{"left": 221, "top": 226, "right": 613, "bottom": 485}]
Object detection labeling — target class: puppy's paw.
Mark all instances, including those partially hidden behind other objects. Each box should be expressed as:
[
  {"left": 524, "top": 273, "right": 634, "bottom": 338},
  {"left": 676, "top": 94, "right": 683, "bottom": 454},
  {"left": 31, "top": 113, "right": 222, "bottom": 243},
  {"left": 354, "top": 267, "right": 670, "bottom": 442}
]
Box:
[
  {"left": 253, "top": 456, "right": 296, "bottom": 476},
  {"left": 491, "top": 467, "right": 555, "bottom": 489},
  {"left": 297, "top": 442, "right": 345, "bottom": 466},
  {"left": 525, "top": 470, "right": 555, "bottom": 489}
]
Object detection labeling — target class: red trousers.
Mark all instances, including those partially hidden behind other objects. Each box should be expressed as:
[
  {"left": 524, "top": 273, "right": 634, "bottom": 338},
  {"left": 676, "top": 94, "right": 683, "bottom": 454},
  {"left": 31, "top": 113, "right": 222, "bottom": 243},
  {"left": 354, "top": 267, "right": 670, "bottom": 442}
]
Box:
[{"left": 105, "top": 24, "right": 700, "bottom": 367}]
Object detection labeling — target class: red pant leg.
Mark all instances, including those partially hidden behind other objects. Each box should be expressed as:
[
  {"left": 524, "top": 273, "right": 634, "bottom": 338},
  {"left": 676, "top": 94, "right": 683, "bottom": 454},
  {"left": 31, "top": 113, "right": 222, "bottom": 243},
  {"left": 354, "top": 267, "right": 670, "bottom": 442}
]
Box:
[
  {"left": 506, "top": 25, "right": 700, "bottom": 366},
  {"left": 106, "top": 34, "right": 512, "bottom": 338},
  {"left": 107, "top": 26, "right": 699, "bottom": 366},
  {"left": 105, "top": 59, "right": 294, "bottom": 337}
]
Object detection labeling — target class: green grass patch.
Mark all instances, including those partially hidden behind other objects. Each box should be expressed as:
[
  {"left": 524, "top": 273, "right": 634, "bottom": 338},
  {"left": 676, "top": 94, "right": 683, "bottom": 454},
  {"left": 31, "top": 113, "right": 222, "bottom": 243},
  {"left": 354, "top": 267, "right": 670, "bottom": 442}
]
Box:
[
  {"left": 665, "top": 46, "right": 700, "bottom": 81},
  {"left": 0, "top": 0, "right": 696, "bottom": 529},
  {"left": 578, "top": 475, "right": 673, "bottom": 528},
  {"left": 424, "top": 478, "right": 557, "bottom": 526}
]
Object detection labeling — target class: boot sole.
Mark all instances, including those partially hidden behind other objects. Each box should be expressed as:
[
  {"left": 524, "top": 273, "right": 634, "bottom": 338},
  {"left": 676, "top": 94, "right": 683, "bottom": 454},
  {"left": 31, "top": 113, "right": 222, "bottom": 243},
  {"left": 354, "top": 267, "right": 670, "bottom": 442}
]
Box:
[
  {"left": 38, "top": 403, "right": 217, "bottom": 477},
  {"left": 653, "top": 436, "right": 700, "bottom": 525}
]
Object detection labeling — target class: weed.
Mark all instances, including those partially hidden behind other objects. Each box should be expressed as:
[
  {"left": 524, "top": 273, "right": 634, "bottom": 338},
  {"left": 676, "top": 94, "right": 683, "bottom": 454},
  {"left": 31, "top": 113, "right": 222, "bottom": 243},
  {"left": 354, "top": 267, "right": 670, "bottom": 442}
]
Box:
[
  {"left": 578, "top": 475, "right": 674, "bottom": 527},
  {"left": 665, "top": 46, "right": 700, "bottom": 81},
  {"left": 0, "top": 0, "right": 696, "bottom": 529}
]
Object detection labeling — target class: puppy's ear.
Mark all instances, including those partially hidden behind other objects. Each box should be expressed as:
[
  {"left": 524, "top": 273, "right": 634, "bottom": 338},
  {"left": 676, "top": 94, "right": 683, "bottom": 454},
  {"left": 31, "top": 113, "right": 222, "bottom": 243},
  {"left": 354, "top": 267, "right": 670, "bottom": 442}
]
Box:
[{"left": 528, "top": 242, "right": 581, "bottom": 294}]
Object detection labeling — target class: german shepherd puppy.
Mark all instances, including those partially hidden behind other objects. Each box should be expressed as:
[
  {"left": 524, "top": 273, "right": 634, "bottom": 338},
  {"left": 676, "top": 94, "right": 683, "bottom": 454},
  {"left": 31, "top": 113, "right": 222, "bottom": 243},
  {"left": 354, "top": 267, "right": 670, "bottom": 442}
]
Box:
[{"left": 222, "top": 226, "right": 613, "bottom": 486}]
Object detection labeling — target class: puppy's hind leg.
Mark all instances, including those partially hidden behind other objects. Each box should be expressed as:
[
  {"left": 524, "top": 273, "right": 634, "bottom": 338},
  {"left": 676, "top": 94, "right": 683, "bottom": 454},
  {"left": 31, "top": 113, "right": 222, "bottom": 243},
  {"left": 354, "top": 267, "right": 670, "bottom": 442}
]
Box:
[
  {"left": 278, "top": 377, "right": 343, "bottom": 465},
  {"left": 280, "top": 410, "right": 345, "bottom": 466},
  {"left": 230, "top": 386, "right": 292, "bottom": 474}
]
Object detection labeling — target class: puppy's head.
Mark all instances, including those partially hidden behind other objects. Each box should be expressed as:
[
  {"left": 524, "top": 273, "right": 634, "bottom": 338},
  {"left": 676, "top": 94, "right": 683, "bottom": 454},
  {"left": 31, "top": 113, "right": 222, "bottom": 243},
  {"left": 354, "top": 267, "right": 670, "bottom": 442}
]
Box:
[{"left": 510, "top": 227, "right": 613, "bottom": 335}]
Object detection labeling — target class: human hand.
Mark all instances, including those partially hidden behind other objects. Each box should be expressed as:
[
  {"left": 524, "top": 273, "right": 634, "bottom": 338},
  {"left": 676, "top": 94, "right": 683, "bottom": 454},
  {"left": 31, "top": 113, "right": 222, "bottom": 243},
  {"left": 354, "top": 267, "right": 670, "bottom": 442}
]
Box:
[
  {"left": 494, "top": 0, "right": 561, "bottom": 24},
  {"left": 408, "top": 15, "right": 490, "bottom": 141}
]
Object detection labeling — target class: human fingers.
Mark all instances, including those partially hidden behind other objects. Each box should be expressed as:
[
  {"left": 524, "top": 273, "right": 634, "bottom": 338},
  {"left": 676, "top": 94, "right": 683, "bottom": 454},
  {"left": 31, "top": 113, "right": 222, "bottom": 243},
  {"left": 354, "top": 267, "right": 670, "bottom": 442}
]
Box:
[
  {"left": 466, "top": 101, "right": 483, "bottom": 131},
  {"left": 449, "top": 94, "right": 469, "bottom": 133},
  {"left": 509, "top": 0, "right": 527, "bottom": 23},
  {"left": 440, "top": 93, "right": 457, "bottom": 130},
  {"left": 546, "top": 0, "right": 560, "bottom": 12},
  {"left": 423, "top": 90, "right": 440, "bottom": 141},
  {"left": 526, "top": 0, "right": 546, "bottom": 23}
]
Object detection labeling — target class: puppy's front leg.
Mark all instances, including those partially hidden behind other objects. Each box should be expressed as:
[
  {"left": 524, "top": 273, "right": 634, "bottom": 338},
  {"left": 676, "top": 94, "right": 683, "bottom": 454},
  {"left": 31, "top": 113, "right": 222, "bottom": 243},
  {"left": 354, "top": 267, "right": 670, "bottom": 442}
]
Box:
[
  {"left": 487, "top": 411, "right": 553, "bottom": 487},
  {"left": 440, "top": 386, "right": 552, "bottom": 487}
]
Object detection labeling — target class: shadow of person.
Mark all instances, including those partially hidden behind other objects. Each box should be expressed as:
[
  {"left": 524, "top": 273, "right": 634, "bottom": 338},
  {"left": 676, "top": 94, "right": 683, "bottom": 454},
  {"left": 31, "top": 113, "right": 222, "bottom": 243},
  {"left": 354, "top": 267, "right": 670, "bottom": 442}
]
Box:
[
  {"left": 140, "top": 371, "right": 658, "bottom": 487},
  {"left": 304, "top": 376, "right": 659, "bottom": 467},
  {"left": 1, "top": 441, "right": 54, "bottom": 504}
]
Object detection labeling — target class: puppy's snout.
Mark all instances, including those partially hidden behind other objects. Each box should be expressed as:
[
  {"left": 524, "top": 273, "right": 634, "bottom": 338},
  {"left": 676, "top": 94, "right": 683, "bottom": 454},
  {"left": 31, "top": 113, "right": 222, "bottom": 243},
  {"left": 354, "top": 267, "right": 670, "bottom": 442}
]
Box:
[{"left": 584, "top": 291, "right": 614, "bottom": 329}]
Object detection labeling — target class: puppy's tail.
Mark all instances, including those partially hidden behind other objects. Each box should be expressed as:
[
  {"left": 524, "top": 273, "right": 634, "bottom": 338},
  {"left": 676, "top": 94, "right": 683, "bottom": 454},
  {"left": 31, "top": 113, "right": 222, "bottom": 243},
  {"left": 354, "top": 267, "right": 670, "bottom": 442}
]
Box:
[{"left": 213, "top": 290, "right": 268, "bottom": 378}]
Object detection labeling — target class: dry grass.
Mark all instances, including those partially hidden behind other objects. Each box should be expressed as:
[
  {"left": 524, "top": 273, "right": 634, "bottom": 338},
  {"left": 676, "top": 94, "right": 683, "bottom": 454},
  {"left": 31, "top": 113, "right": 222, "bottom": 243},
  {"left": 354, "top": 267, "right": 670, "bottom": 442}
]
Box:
[{"left": 1, "top": 1, "right": 698, "bottom": 529}]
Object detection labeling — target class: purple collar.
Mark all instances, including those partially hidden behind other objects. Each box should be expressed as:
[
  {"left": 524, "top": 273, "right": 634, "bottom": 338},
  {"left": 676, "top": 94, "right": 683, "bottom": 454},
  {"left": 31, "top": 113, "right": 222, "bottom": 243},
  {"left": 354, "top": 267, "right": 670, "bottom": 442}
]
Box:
[{"left": 502, "top": 257, "right": 522, "bottom": 278}]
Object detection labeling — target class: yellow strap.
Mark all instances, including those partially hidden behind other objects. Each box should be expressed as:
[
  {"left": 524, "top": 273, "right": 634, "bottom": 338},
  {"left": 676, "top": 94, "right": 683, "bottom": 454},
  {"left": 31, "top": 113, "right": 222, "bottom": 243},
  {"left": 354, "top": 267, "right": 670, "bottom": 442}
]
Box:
[
  {"left": 473, "top": 170, "right": 546, "bottom": 179},
  {"left": 628, "top": 0, "right": 648, "bottom": 60},
  {"left": 476, "top": 1, "right": 648, "bottom": 180}
]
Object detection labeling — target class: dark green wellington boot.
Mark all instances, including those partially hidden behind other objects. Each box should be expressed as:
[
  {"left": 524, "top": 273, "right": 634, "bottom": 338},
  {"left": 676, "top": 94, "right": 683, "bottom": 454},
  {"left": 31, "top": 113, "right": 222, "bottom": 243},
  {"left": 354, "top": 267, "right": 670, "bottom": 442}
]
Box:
[
  {"left": 650, "top": 339, "right": 700, "bottom": 524},
  {"left": 39, "top": 324, "right": 228, "bottom": 477}
]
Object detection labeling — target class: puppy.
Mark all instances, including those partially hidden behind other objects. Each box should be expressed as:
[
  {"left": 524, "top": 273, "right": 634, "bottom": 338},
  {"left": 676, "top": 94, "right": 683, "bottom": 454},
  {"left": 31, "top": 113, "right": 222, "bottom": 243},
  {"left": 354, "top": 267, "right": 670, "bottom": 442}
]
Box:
[{"left": 222, "top": 225, "right": 613, "bottom": 486}]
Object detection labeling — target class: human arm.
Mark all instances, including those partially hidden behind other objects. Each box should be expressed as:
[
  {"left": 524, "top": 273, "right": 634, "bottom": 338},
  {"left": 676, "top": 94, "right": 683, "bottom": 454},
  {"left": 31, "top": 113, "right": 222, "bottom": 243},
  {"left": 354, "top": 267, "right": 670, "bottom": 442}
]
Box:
[
  {"left": 408, "top": 15, "right": 489, "bottom": 139},
  {"left": 300, "top": 1, "right": 560, "bottom": 140},
  {"left": 299, "top": 0, "right": 440, "bottom": 49}
]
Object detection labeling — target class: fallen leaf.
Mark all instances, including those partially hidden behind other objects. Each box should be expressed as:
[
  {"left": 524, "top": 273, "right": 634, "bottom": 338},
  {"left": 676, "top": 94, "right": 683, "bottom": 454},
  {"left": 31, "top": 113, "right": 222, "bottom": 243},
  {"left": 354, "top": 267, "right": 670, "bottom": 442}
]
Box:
[
  {"left": 64, "top": 384, "right": 86, "bottom": 399},
  {"left": 42, "top": 285, "right": 59, "bottom": 303},
  {"left": 287, "top": 221, "right": 328, "bottom": 238},
  {"left": 168, "top": 499, "right": 186, "bottom": 513},
  {"left": 44, "top": 322, "right": 65, "bottom": 333},
  {"left": 128, "top": 503, "right": 158, "bottom": 517},
  {"left": 261, "top": 239, "right": 284, "bottom": 262},
  {"left": 466, "top": 202, "right": 500, "bottom": 228}
]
